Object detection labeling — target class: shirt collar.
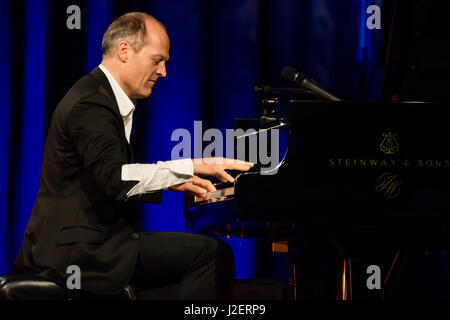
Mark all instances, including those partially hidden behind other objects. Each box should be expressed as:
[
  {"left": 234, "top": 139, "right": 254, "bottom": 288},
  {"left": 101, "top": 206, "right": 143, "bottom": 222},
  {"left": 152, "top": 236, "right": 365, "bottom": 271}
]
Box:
[{"left": 98, "top": 64, "right": 135, "bottom": 118}]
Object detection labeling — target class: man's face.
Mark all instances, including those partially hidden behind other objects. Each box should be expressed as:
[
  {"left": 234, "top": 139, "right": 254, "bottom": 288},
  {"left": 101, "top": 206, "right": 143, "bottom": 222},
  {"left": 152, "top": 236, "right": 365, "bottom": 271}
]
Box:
[{"left": 122, "top": 20, "right": 170, "bottom": 99}]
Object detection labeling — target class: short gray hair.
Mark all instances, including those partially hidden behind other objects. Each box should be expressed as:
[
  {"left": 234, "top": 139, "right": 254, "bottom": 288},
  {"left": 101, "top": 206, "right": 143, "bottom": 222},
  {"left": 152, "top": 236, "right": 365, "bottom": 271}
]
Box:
[{"left": 101, "top": 12, "right": 164, "bottom": 57}]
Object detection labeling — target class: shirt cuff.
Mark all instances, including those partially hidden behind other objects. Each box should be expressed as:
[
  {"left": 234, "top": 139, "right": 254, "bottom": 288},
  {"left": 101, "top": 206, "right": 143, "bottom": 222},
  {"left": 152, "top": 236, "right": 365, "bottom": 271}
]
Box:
[{"left": 121, "top": 159, "right": 194, "bottom": 197}]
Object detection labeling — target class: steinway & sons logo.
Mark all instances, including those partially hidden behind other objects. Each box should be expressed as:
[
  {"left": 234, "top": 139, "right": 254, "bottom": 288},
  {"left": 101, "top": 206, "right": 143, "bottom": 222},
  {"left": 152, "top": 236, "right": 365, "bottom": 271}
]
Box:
[
  {"left": 378, "top": 133, "right": 401, "bottom": 198},
  {"left": 380, "top": 132, "right": 399, "bottom": 155},
  {"left": 328, "top": 132, "right": 450, "bottom": 199}
]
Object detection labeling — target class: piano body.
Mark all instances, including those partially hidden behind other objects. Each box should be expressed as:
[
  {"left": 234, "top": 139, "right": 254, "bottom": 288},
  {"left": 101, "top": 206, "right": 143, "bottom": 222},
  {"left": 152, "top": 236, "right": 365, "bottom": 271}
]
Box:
[
  {"left": 183, "top": 0, "right": 450, "bottom": 300},
  {"left": 184, "top": 90, "right": 450, "bottom": 299}
]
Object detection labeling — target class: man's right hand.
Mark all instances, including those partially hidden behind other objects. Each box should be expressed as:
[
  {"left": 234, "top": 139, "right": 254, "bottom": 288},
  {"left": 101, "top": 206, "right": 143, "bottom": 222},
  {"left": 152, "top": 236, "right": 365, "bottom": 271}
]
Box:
[{"left": 192, "top": 157, "right": 254, "bottom": 183}]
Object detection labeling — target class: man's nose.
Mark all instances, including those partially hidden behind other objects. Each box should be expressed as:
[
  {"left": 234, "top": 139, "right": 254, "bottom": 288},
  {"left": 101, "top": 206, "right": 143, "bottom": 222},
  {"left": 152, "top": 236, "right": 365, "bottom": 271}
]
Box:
[{"left": 157, "top": 61, "right": 167, "bottom": 78}]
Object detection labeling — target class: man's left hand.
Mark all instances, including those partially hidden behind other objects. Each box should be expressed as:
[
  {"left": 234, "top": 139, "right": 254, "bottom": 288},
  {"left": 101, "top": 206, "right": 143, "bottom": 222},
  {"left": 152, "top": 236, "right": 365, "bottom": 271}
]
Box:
[{"left": 169, "top": 175, "right": 216, "bottom": 198}]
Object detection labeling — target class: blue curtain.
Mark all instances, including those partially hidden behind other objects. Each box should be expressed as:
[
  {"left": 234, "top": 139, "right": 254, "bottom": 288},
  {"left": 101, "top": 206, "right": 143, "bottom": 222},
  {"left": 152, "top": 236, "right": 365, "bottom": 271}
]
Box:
[
  {"left": 0, "top": 0, "right": 384, "bottom": 279},
  {"left": 0, "top": 0, "right": 13, "bottom": 275}
]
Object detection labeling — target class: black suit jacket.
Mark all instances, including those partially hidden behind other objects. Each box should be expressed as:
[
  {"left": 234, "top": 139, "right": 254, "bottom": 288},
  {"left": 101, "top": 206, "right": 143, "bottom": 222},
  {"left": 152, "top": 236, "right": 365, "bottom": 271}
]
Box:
[{"left": 14, "top": 67, "right": 162, "bottom": 294}]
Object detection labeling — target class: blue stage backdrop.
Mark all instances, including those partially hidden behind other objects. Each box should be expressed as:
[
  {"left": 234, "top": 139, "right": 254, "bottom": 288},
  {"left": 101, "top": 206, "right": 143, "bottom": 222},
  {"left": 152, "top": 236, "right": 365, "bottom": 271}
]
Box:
[{"left": 0, "top": 0, "right": 384, "bottom": 279}]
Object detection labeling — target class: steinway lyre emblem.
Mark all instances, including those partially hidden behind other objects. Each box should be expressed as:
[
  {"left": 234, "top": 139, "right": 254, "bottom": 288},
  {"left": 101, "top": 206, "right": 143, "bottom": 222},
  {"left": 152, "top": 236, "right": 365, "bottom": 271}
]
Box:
[{"left": 380, "top": 132, "right": 399, "bottom": 155}]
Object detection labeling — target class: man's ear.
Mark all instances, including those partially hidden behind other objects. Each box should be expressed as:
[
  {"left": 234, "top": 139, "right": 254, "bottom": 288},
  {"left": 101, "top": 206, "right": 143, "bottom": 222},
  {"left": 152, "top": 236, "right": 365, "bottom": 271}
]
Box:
[{"left": 117, "top": 41, "right": 130, "bottom": 62}]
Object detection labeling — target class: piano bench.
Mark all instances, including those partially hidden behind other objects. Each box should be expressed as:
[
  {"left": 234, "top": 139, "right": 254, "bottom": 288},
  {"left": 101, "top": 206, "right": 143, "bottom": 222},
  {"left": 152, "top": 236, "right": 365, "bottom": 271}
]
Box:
[{"left": 0, "top": 274, "right": 136, "bottom": 300}]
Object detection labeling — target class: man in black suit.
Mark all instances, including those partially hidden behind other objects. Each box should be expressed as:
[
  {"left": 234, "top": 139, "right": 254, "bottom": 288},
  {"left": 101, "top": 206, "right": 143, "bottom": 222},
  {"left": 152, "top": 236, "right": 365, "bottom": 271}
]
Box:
[{"left": 13, "top": 12, "right": 253, "bottom": 299}]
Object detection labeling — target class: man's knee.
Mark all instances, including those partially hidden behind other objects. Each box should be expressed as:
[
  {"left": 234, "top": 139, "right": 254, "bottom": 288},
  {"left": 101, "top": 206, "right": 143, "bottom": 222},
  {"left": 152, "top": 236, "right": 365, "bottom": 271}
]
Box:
[{"left": 195, "top": 235, "right": 234, "bottom": 262}]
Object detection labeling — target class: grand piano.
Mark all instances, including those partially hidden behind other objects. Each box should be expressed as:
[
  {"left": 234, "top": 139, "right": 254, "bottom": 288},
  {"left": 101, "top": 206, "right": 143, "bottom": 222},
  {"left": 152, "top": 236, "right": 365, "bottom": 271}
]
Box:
[
  {"left": 184, "top": 0, "right": 450, "bottom": 299},
  {"left": 184, "top": 87, "right": 450, "bottom": 299}
]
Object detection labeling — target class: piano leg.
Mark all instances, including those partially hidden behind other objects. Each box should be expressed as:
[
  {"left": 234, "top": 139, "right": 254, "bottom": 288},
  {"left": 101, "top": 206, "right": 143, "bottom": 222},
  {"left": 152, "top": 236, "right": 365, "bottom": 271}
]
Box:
[
  {"left": 274, "top": 238, "right": 410, "bottom": 300},
  {"left": 382, "top": 249, "right": 409, "bottom": 299},
  {"left": 336, "top": 256, "right": 352, "bottom": 300},
  {"left": 274, "top": 240, "right": 354, "bottom": 300}
]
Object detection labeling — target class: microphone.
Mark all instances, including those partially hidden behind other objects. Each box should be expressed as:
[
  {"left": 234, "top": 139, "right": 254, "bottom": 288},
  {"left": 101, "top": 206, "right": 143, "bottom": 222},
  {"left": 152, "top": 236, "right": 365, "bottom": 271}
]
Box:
[{"left": 281, "top": 66, "right": 341, "bottom": 101}]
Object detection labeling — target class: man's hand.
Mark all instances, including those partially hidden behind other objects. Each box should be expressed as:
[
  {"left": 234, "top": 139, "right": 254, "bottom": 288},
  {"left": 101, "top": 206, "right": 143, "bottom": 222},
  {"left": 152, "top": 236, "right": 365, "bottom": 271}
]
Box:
[
  {"left": 192, "top": 157, "right": 254, "bottom": 183},
  {"left": 170, "top": 175, "right": 216, "bottom": 198}
]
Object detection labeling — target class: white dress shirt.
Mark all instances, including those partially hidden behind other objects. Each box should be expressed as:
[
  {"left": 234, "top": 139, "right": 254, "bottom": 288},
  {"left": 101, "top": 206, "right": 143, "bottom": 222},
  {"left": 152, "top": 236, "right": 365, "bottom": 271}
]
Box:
[{"left": 98, "top": 64, "right": 193, "bottom": 198}]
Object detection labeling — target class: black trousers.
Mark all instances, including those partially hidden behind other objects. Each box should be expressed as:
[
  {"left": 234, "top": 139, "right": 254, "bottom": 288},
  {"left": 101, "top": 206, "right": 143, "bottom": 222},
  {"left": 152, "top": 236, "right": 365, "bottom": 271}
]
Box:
[{"left": 129, "top": 232, "right": 235, "bottom": 300}]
